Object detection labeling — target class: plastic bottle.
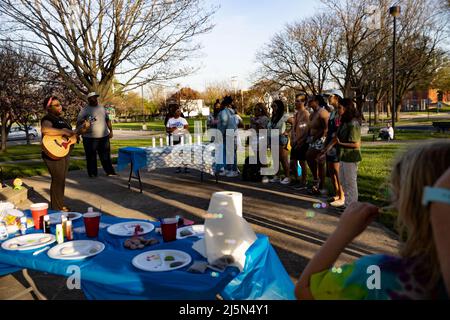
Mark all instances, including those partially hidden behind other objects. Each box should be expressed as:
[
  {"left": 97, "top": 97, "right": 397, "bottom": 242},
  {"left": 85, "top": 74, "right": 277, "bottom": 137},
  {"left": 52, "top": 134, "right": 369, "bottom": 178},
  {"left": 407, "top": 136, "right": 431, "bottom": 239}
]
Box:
[
  {"left": 61, "top": 215, "right": 67, "bottom": 236},
  {"left": 297, "top": 161, "right": 302, "bottom": 177},
  {"left": 56, "top": 224, "right": 64, "bottom": 244},
  {"left": 65, "top": 220, "right": 73, "bottom": 241},
  {"left": 43, "top": 215, "right": 51, "bottom": 234},
  {"left": 0, "top": 221, "right": 8, "bottom": 240},
  {"left": 20, "top": 216, "right": 27, "bottom": 235}
]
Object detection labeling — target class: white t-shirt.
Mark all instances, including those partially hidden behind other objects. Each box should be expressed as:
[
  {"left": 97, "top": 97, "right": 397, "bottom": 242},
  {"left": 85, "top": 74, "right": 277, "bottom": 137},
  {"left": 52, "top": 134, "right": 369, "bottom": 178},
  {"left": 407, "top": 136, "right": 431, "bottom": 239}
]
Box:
[
  {"left": 166, "top": 117, "right": 188, "bottom": 140},
  {"left": 388, "top": 127, "right": 394, "bottom": 139},
  {"left": 234, "top": 114, "right": 243, "bottom": 126}
]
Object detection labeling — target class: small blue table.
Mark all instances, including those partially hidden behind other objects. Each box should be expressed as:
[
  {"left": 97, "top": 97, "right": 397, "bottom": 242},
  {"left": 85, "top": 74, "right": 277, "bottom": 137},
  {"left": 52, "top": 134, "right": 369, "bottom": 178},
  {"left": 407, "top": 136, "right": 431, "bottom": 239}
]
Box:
[
  {"left": 0, "top": 211, "right": 295, "bottom": 300},
  {"left": 117, "top": 145, "right": 219, "bottom": 193}
]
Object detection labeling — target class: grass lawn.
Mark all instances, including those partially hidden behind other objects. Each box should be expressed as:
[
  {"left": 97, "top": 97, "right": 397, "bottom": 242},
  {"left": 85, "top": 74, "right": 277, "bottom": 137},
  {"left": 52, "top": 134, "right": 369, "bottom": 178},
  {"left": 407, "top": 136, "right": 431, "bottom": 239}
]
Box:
[
  {"left": 362, "top": 129, "right": 449, "bottom": 142},
  {"left": 0, "top": 139, "right": 158, "bottom": 162},
  {"left": 113, "top": 116, "right": 253, "bottom": 132},
  {"left": 113, "top": 118, "right": 210, "bottom": 133},
  {"left": 358, "top": 143, "right": 406, "bottom": 229},
  {"left": 2, "top": 132, "right": 448, "bottom": 232}
]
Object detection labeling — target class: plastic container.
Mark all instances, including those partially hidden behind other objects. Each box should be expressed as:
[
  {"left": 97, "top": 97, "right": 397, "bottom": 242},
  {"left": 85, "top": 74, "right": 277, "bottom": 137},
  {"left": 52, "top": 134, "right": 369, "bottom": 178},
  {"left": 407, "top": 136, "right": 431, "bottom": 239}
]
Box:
[
  {"left": 20, "top": 216, "right": 27, "bottom": 235},
  {"left": 30, "top": 203, "right": 48, "bottom": 230},
  {"left": 56, "top": 224, "right": 64, "bottom": 244},
  {"left": 61, "top": 215, "right": 67, "bottom": 235},
  {"left": 65, "top": 220, "right": 73, "bottom": 241},
  {"left": 43, "top": 215, "right": 51, "bottom": 233},
  {"left": 161, "top": 218, "right": 178, "bottom": 242},
  {"left": 0, "top": 221, "right": 8, "bottom": 240},
  {"left": 83, "top": 208, "right": 101, "bottom": 238},
  {"left": 297, "top": 161, "right": 302, "bottom": 177}
]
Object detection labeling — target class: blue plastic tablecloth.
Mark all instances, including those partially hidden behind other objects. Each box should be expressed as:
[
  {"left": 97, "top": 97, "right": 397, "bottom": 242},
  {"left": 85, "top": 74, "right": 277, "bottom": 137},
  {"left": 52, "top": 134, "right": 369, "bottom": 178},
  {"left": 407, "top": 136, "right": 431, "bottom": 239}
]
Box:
[
  {"left": 117, "top": 147, "right": 148, "bottom": 175},
  {"left": 0, "top": 211, "right": 295, "bottom": 300}
]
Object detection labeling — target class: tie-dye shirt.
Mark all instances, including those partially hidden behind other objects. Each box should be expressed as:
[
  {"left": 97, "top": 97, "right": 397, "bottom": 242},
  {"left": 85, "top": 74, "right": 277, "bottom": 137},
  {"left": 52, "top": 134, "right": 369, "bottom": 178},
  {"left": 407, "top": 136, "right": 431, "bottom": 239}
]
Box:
[{"left": 309, "top": 254, "right": 448, "bottom": 300}]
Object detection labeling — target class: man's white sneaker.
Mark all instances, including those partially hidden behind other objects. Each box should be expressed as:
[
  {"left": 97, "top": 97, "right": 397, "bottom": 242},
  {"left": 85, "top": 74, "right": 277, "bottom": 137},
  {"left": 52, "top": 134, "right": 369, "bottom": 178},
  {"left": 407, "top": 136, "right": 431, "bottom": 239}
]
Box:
[
  {"left": 280, "top": 177, "right": 291, "bottom": 185},
  {"left": 262, "top": 176, "right": 269, "bottom": 183},
  {"left": 226, "top": 171, "right": 239, "bottom": 178},
  {"left": 269, "top": 176, "right": 280, "bottom": 183}
]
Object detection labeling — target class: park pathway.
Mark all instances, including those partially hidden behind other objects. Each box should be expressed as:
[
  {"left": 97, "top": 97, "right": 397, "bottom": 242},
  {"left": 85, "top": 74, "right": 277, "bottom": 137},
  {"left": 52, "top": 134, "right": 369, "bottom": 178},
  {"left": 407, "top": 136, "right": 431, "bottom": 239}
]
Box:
[{"left": 1, "top": 167, "right": 399, "bottom": 299}]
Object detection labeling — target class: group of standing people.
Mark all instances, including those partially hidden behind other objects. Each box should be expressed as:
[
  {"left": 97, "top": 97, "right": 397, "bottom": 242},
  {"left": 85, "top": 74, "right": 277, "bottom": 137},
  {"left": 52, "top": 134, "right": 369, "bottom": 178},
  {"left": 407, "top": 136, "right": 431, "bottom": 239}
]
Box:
[
  {"left": 268, "top": 92, "right": 362, "bottom": 208},
  {"left": 207, "top": 91, "right": 363, "bottom": 209}
]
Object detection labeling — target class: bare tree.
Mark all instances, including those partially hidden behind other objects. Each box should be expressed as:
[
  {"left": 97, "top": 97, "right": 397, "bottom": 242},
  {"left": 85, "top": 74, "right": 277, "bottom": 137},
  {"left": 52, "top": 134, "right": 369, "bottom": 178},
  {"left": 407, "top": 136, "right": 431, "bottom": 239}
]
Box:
[
  {"left": 389, "top": 0, "right": 448, "bottom": 121},
  {"left": 0, "top": 0, "right": 216, "bottom": 101},
  {"left": 0, "top": 44, "right": 48, "bottom": 150},
  {"left": 256, "top": 13, "right": 336, "bottom": 95},
  {"left": 322, "top": 0, "right": 392, "bottom": 102},
  {"left": 13, "top": 51, "right": 47, "bottom": 145},
  {"left": 201, "top": 81, "right": 230, "bottom": 107},
  {"left": 169, "top": 87, "right": 200, "bottom": 117}
]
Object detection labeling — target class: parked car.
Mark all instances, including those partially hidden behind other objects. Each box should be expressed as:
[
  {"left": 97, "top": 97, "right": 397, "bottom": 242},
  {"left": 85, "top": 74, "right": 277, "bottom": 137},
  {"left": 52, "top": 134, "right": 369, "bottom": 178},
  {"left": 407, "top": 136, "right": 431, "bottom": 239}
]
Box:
[{"left": 7, "top": 126, "right": 39, "bottom": 141}]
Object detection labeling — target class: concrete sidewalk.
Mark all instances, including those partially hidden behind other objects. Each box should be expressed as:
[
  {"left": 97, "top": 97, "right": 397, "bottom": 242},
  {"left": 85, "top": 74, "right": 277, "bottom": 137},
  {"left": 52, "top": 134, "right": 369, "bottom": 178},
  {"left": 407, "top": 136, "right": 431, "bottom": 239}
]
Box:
[{"left": 1, "top": 167, "right": 399, "bottom": 300}]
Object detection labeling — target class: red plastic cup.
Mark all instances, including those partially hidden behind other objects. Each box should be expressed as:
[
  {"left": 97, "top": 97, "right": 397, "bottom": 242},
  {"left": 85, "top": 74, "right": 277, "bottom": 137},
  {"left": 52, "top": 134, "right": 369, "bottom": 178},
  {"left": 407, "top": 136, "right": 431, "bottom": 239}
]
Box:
[
  {"left": 30, "top": 203, "right": 48, "bottom": 230},
  {"left": 83, "top": 212, "right": 101, "bottom": 237},
  {"left": 161, "top": 218, "right": 178, "bottom": 242}
]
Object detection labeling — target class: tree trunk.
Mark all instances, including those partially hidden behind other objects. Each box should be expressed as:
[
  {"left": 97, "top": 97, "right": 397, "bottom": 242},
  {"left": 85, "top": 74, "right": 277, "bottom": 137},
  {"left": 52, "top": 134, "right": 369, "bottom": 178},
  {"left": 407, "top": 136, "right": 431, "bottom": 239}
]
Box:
[
  {"left": 386, "top": 102, "right": 391, "bottom": 118},
  {"left": 24, "top": 124, "right": 30, "bottom": 145},
  {"left": 396, "top": 102, "right": 402, "bottom": 122},
  {"left": 374, "top": 101, "right": 379, "bottom": 124},
  {"left": 355, "top": 95, "right": 365, "bottom": 121},
  {"left": 1, "top": 116, "right": 7, "bottom": 152}
]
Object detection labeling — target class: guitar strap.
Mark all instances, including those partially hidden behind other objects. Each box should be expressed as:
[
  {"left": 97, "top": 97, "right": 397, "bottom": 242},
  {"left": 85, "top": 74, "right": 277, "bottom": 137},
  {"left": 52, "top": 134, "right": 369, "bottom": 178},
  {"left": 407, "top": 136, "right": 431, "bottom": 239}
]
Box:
[{"left": 44, "top": 113, "right": 71, "bottom": 130}]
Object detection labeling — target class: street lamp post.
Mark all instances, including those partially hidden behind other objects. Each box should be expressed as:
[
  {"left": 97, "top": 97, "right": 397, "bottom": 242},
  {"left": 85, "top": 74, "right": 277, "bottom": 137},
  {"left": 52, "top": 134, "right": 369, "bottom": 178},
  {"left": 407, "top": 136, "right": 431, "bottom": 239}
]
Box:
[
  {"left": 141, "top": 85, "right": 147, "bottom": 130},
  {"left": 390, "top": 5, "right": 400, "bottom": 132}
]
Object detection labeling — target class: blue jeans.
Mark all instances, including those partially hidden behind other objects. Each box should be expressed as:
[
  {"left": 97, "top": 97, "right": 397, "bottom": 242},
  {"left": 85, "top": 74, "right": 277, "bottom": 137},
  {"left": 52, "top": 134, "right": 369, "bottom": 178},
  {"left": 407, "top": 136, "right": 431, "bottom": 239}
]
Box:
[{"left": 224, "top": 135, "right": 237, "bottom": 172}]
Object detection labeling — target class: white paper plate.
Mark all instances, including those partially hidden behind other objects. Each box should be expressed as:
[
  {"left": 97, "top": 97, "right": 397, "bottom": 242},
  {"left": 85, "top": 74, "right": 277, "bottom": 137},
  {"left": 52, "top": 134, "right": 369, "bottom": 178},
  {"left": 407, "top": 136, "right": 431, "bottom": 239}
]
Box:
[
  {"left": 1, "top": 233, "right": 56, "bottom": 251},
  {"left": 48, "top": 212, "right": 82, "bottom": 224},
  {"left": 176, "top": 225, "right": 205, "bottom": 239},
  {"left": 47, "top": 240, "right": 105, "bottom": 260},
  {"left": 132, "top": 250, "right": 192, "bottom": 272},
  {"left": 107, "top": 221, "right": 155, "bottom": 237}
]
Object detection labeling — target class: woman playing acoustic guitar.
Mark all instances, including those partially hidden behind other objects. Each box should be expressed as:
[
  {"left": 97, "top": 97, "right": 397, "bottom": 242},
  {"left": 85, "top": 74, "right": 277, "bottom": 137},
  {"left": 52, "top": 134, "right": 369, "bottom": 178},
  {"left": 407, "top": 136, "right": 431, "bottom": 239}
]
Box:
[{"left": 41, "top": 96, "right": 90, "bottom": 212}]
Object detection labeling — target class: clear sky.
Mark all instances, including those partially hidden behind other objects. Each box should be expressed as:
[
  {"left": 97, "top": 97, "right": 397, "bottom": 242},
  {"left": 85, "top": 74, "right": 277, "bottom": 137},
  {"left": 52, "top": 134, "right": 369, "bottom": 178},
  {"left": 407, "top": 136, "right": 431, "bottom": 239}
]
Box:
[{"left": 177, "top": 0, "right": 321, "bottom": 92}]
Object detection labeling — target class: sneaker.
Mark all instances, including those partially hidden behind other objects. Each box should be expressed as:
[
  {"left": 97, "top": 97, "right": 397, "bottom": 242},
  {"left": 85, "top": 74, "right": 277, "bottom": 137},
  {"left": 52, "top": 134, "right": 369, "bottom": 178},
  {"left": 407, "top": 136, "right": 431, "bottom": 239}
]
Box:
[
  {"left": 262, "top": 176, "right": 269, "bottom": 184},
  {"left": 106, "top": 173, "right": 118, "bottom": 177},
  {"left": 269, "top": 176, "right": 280, "bottom": 183},
  {"left": 226, "top": 171, "right": 239, "bottom": 178},
  {"left": 175, "top": 168, "right": 182, "bottom": 173},
  {"left": 280, "top": 177, "right": 291, "bottom": 185},
  {"left": 219, "top": 170, "right": 228, "bottom": 176},
  {"left": 330, "top": 199, "right": 346, "bottom": 207},
  {"left": 184, "top": 168, "right": 190, "bottom": 174}
]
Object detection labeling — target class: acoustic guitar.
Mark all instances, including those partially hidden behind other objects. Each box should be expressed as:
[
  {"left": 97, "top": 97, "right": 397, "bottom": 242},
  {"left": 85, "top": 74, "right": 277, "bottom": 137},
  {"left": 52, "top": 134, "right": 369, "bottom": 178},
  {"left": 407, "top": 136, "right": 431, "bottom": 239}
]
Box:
[{"left": 41, "top": 120, "right": 91, "bottom": 159}]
